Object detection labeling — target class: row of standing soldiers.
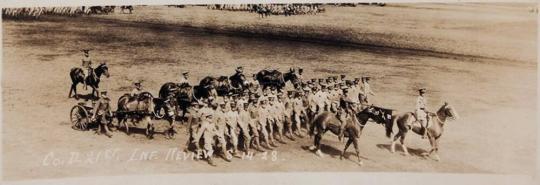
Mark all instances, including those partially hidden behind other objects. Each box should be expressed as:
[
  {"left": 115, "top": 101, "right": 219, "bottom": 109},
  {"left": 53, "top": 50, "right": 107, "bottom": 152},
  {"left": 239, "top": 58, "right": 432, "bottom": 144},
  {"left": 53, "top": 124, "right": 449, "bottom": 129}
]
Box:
[{"left": 177, "top": 73, "right": 376, "bottom": 165}]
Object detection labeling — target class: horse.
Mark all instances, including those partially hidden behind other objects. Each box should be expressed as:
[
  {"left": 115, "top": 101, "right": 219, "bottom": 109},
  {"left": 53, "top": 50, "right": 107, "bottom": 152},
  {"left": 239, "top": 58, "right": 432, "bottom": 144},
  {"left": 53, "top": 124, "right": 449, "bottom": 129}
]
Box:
[
  {"left": 309, "top": 109, "right": 365, "bottom": 165},
  {"left": 255, "top": 69, "right": 300, "bottom": 91},
  {"left": 120, "top": 6, "right": 133, "bottom": 14},
  {"left": 116, "top": 91, "right": 157, "bottom": 139},
  {"left": 229, "top": 72, "right": 248, "bottom": 91},
  {"left": 68, "top": 63, "right": 109, "bottom": 99},
  {"left": 254, "top": 5, "right": 270, "bottom": 18},
  {"left": 199, "top": 76, "right": 233, "bottom": 97},
  {"left": 157, "top": 82, "right": 196, "bottom": 120},
  {"left": 389, "top": 102, "right": 459, "bottom": 161}
]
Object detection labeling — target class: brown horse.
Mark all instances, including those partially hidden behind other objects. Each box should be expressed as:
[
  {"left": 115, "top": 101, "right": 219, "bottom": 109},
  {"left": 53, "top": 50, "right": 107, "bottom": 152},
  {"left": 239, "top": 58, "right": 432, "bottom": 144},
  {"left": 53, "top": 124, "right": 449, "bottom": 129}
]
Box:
[
  {"left": 309, "top": 110, "right": 364, "bottom": 165},
  {"left": 389, "top": 102, "right": 460, "bottom": 161},
  {"left": 116, "top": 92, "right": 156, "bottom": 139}
]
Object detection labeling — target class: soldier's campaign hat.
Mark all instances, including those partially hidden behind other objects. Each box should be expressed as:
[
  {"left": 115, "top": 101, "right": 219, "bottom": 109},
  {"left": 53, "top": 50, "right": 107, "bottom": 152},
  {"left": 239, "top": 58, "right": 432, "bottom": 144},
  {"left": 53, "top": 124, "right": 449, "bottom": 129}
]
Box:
[
  {"left": 81, "top": 49, "right": 91, "bottom": 53},
  {"left": 363, "top": 76, "right": 371, "bottom": 81},
  {"left": 354, "top": 77, "right": 361, "bottom": 81},
  {"left": 340, "top": 74, "right": 346, "bottom": 79},
  {"left": 345, "top": 80, "right": 353, "bottom": 85},
  {"left": 182, "top": 72, "right": 189, "bottom": 75},
  {"left": 236, "top": 66, "right": 244, "bottom": 72},
  {"left": 101, "top": 90, "right": 108, "bottom": 96},
  {"left": 419, "top": 88, "right": 427, "bottom": 93},
  {"left": 310, "top": 79, "right": 316, "bottom": 82},
  {"left": 298, "top": 68, "right": 303, "bottom": 73}
]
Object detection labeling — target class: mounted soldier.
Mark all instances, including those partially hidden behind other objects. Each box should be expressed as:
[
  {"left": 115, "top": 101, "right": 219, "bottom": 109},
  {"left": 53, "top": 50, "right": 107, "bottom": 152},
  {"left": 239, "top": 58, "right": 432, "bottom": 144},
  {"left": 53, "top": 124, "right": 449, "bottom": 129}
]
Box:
[
  {"left": 81, "top": 49, "right": 92, "bottom": 89},
  {"left": 230, "top": 66, "right": 247, "bottom": 91},
  {"left": 415, "top": 88, "right": 429, "bottom": 138},
  {"left": 179, "top": 72, "right": 190, "bottom": 87}
]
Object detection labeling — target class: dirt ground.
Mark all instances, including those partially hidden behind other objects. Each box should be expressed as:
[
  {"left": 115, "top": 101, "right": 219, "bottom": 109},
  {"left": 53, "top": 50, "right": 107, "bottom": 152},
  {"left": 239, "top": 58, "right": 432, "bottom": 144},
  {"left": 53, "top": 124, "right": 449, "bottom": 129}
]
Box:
[{"left": 2, "top": 4, "right": 537, "bottom": 181}]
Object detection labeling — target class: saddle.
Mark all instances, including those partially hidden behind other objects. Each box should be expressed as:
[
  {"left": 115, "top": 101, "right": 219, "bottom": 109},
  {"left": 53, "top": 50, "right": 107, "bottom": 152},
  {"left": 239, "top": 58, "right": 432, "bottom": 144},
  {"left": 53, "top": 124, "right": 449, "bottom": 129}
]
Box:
[{"left": 411, "top": 112, "right": 433, "bottom": 128}]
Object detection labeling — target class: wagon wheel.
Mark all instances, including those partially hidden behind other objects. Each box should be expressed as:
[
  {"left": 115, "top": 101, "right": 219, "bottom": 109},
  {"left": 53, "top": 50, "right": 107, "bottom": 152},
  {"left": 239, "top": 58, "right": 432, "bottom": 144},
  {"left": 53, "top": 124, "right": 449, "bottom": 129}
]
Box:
[
  {"left": 154, "top": 104, "right": 166, "bottom": 119},
  {"left": 70, "top": 105, "right": 90, "bottom": 131}
]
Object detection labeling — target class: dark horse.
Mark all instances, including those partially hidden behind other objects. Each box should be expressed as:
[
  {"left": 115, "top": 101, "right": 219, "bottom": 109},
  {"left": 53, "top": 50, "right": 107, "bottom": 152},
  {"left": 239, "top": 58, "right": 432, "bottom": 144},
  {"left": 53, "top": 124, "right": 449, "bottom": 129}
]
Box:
[
  {"left": 199, "top": 76, "right": 233, "bottom": 97},
  {"left": 229, "top": 72, "right": 248, "bottom": 91},
  {"left": 156, "top": 82, "right": 196, "bottom": 120},
  {"left": 120, "top": 6, "right": 133, "bottom": 14},
  {"left": 68, "top": 63, "right": 109, "bottom": 99},
  {"left": 255, "top": 69, "right": 300, "bottom": 91}
]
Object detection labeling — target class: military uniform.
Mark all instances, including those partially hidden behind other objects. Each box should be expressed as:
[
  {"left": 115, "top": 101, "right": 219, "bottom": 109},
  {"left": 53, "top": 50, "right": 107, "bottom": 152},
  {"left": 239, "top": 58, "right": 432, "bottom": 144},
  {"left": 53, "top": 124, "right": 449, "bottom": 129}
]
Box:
[
  {"left": 247, "top": 102, "right": 263, "bottom": 149},
  {"left": 238, "top": 105, "right": 253, "bottom": 151},
  {"left": 258, "top": 100, "right": 275, "bottom": 147},
  {"left": 415, "top": 89, "right": 429, "bottom": 137},
  {"left": 360, "top": 77, "right": 375, "bottom": 104},
  {"left": 81, "top": 50, "right": 92, "bottom": 88},
  {"left": 224, "top": 108, "right": 240, "bottom": 153},
  {"left": 92, "top": 91, "right": 112, "bottom": 137}
]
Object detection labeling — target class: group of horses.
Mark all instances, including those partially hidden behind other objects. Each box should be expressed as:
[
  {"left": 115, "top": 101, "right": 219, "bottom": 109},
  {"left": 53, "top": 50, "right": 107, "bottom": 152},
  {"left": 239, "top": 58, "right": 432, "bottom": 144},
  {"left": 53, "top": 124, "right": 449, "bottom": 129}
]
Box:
[
  {"left": 68, "top": 64, "right": 460, "bottom": 164},
  {"left": 2, "top": 6, "right": 133, "bottom": 19},
  {"left": 86, "top": 6, "right": 134, "bottom": 14},
  {"left": 68, "top": 65, "right": 301, "bottom": 138},
  {"left": 208, "top": 4, "right": 326, "bottom": 18}
]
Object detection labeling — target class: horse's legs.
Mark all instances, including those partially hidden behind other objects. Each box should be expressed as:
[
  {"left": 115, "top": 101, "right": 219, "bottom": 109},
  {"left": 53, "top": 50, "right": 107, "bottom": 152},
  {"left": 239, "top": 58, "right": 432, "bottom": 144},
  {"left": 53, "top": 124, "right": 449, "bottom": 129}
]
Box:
[
  {"left": 390, "top": 132, "right": 401, "bottom": 153},
  {"left": 314, "top": 133, "right": 324, "bottom": 157},
  {"left": 341, "top": 137, "right": 353, "bottom": 160},
  {"left": 432, "top": 138, "right": 441, "bottom": 161},
  {"left": 147, "top": 117, "right": 155, "bottom": 139},
  {"left": 124, "top": 118, "right": 130, "bottom": 135},
  {"left": 68, "top": 83, "right": 76, "bottom": 98},
  {"left": 400, "top": 132, "right": 410, "bottom": 156},
  {"left": 352, "top": 137, "right": 363, "bottom": 165}
]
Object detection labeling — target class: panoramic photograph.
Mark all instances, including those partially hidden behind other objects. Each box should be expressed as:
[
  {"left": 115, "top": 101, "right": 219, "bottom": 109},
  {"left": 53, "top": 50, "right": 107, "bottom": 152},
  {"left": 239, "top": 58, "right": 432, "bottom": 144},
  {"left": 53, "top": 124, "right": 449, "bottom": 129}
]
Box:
[{"left": 1, "top": 2, "right": 538, "bottom": 182}]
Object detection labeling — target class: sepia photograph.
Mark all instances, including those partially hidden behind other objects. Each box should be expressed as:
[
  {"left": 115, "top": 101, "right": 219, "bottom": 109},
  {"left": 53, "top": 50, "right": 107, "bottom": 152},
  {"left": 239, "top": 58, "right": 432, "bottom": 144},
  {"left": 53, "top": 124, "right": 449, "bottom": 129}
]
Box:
[{"left": 1, "top": 0, "right": 538, "bottom": 184}]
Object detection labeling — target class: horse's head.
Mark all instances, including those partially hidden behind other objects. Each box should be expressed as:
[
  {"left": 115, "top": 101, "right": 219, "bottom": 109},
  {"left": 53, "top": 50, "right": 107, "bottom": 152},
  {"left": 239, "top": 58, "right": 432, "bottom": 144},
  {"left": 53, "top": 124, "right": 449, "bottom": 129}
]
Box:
[
  {"left": 284, "top": 70, "right": 300, "bottom": 85},
  {"left": 361, "top": 105, "right": 391, "bottom": 124},
  {"left": 439, "top": 102, "right": 460, "bottom": 121},
  {"left": 95, "top": 62, "right": 110, "bottom": 78}
]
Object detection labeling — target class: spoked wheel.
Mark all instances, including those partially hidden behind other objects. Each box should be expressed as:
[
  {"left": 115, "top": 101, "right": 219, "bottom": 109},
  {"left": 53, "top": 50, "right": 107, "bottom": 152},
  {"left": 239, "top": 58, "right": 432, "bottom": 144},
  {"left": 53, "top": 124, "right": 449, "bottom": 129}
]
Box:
[
  {"left": 153, "top": 105, "right": 166, "bottom": 119},
  {"left": 70, "top": 105, "right": 90, "bottom": 131}
]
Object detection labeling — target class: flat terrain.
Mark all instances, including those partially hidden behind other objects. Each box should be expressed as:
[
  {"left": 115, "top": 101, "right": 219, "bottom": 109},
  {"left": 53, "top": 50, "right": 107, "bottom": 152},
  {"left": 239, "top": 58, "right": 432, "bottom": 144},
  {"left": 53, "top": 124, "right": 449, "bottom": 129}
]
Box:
[{"left": 2, "top": 4, "right": 537, "bottom": 181}]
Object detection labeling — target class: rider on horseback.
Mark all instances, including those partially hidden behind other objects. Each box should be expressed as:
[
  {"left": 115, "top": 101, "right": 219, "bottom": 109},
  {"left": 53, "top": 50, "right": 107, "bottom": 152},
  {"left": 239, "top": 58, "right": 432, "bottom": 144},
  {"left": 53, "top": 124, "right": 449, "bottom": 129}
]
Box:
[
  {"left": 131, "top": 80, "right": 144, "bottom": 111},
  {"left": 81, "top": 49, "right": 92, "bottom": 90},
  {"left": 415, "top": 88, "right": 429, "bottom": 139},
  {"left": 179, "top": 72, "right": 190, "bottom": 88},
  {"left": 338, "top": 88, "right": 356, "bottom": 141}
]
